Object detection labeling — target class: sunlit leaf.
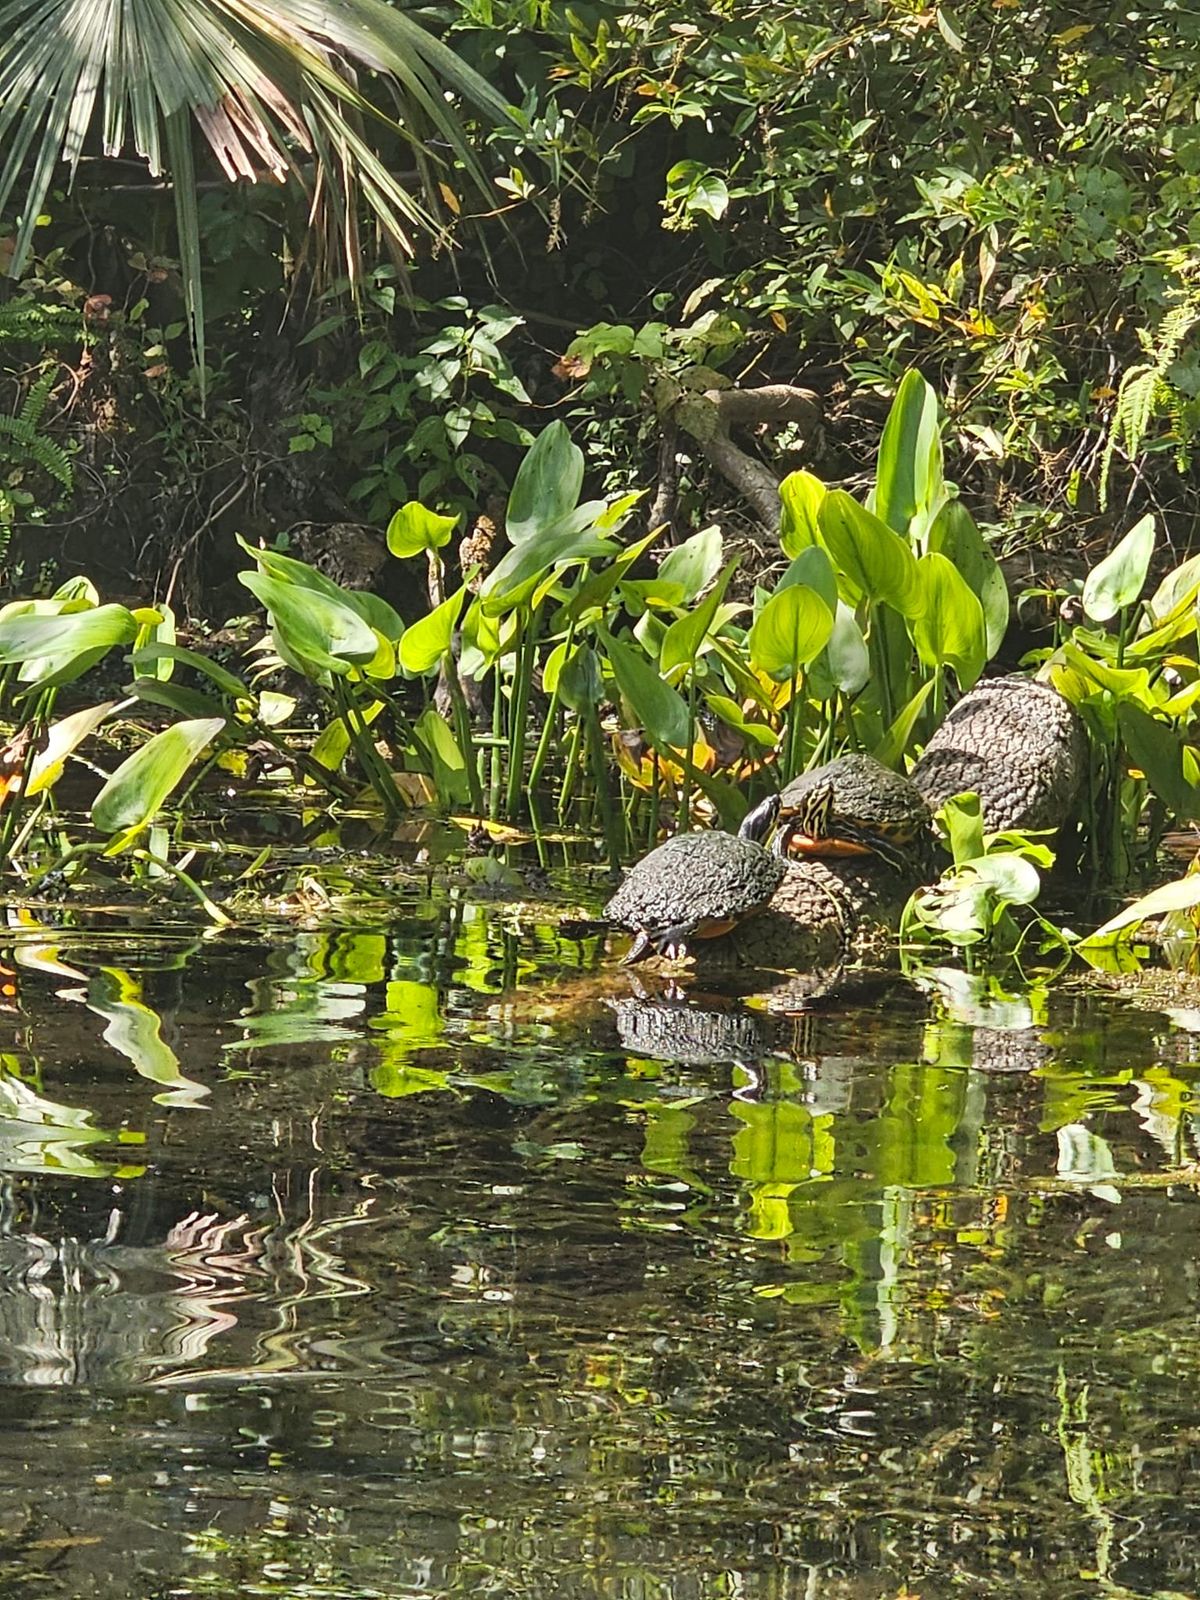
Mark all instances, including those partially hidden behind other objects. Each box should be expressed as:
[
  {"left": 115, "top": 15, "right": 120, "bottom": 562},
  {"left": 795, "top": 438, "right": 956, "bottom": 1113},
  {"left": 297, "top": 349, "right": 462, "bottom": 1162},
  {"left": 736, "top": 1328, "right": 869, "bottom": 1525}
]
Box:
[
  {"left": 657, "top": 525, "right": 723, "bottom": 601},
  {"left": 506, "top": 420, "right": 585, "bottom": 543},
  {"left": 818, "top": 491, "right": 921, "bottom": 615},
  {"left": 398, "top": 587, "right": 467, "bottom": 674},
  {"left": 27, "top": 701, "right": 120, "bottom": 797},
  {"left": 748, "top": 583, "right": 833, "bottom": 680},
  {"left": 909, "top": 552, "right": 987, "bottom": 686},
  {"left": 1080, "top": 873, "right": 1200, "bottom": 946},
  {"left": 875, "top": 369, "right": 944, "bottom": 537},
  {"left": 778, "top": 470, "right": 826, "bottom": 557},
  {"left": 92, "top": 717, "right": 225, "bottom": 836},
  {"left": 1082, "top": 513, "right": 1156, "bottom": 622},
  {"left": 386, "top": 501, "right": 458, "bottom": 557},
  {"left": 240, "top": 571, "right": 378, "bottom": 674}
]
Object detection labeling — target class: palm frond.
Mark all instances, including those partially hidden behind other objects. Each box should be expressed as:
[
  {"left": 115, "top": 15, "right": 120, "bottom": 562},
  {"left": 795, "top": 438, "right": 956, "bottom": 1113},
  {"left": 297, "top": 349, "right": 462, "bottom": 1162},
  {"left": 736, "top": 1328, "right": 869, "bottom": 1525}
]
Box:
[{"left": 0, "top": 0, "right": 520, "bottom": 379}]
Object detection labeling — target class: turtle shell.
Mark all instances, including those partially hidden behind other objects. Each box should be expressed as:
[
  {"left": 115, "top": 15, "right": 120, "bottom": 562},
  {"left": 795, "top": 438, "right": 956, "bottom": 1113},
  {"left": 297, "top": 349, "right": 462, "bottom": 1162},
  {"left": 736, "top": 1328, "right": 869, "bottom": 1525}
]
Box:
[
  {"left": 605, "top": 830, "right": 786, "bottom": 961},
  {"left": 776, "top": 753, "right": 930, "bottom": 866}
]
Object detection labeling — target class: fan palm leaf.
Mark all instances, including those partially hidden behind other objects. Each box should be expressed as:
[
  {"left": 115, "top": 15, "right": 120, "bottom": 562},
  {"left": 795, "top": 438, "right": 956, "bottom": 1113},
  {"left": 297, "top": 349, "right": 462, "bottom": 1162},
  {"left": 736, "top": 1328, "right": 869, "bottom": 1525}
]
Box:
[{"left": 0, "top": 0, "right": 518, "bottom": 372}]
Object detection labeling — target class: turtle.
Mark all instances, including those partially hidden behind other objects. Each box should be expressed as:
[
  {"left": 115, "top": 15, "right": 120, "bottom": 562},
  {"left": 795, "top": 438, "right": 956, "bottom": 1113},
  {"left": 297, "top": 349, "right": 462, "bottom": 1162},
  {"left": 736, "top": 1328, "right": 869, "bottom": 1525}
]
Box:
[
  {"left": 604, "top": 804, "right": 785, "bottom": 965},
  {"left": 745, "top": 752, "right": 932, "bottom": 873},
  {"left": 909, "top": 675, "right": 1087, "bottom": 833}
]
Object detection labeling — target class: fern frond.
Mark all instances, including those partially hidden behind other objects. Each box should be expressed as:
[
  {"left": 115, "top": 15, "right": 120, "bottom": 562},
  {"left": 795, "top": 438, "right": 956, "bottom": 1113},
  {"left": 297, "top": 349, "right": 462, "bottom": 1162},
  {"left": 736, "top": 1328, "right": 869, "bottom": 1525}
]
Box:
[
  {"left": 0, "top": 415, "right": 74, "bottom": 489},
  {"left": 1100, "top": 290, "right": 1200, "bottom": 508}
]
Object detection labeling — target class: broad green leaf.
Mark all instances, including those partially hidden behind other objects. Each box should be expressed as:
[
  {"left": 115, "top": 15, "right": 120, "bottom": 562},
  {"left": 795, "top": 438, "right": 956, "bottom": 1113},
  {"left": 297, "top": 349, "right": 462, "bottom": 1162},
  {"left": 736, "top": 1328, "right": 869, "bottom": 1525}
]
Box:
[
  {"left": 0, "top": 603, "right": 137, "bottom": 671},
  {"left": 481, "top": 524, "right": 617, "bottom": 615},
  {"left": 130, "top": 680, "right": 228, "bottom": 721},
  {"left": 238, "top": 536, "right": 404, "bottom": 640},
  {"left": 312, "top": 700, "right": 384, "bottom": 770},
  {"left": 1082, "top": 513, "right": 1156, "bottom": 622},
  {"left": 704, "top": 693, "right": 777, "bottom": 750},
  {"left": 92, "top": 717, "right": 225, "bottom": 836},
  {"left": 779, "top": 470, "right": 826, "bottom": 557},
  {"left": 398, "top": 587, "right": 467, "bottom": 674},
  {"left": 556, "top": 528, "right": 661, "bottom": 627},
  {"left": 1080, "top": 873, "right": 1200, "bottom": 946},
  {"left": 1118, "top": 702, "right": 1200, "bottom": 818},
  {"left": 606, "top": 634, "right": 691, "bottom": 747},
  {"left": 929, "top": 501, "right": 1009, "bottom": 658},
  {"left": 874, "top": 677, "right": 937, "bottom": 768},
  {"left": 821, "top": 602, "right": 871, "bottom": 695},
  {"left": 909, "top": 552, "right": 987, "bottom": 686},
  {"left": 963, "top": 852, "right": 1043, "bottom": 905},
  {"left": 660, "top": 558, "right": 738, "bottom": 678},
  {"left": 506, "top": 421, "right": 585, "bottom": 543},
  {"left": 386, "top": 501, "right": 458, "bottom": 557},
  {"left": 133, "top": 601, "right": 176, "bottom": 682},
  {"left": 939, "top": 792, "right": 986, "bottom": 865},
  {"left": 657, "top": 525, "right": 723, "bottom": 601},
  {"left": 818, "top": 491, "right": 921, "bottom": 615},
  {"left": 555, "top": 643, "right": 604, "bottom": 712},
  {"left": 748, "top": 583, "right": 834, "bottom": 679},
  {"left": 240, "top": 571, "right": 378, "bottom": 673},
  {"left": 1146, "top": 550, "right": 1200, "bottom": 621},
  {"left": 415, "top": 707, "right": 470, "bottom": 804},
  {"left": 875, "top": 369, "right": 943, "bottom": 537},
  {"left": 131, "top": 644, "right": 249, "bottom": 700},
  {"left": 777, "top": 544, "right": 838, "bottom": 612},
  {"left": 27, "top": 702, "right": 120, "bottom": 798}
]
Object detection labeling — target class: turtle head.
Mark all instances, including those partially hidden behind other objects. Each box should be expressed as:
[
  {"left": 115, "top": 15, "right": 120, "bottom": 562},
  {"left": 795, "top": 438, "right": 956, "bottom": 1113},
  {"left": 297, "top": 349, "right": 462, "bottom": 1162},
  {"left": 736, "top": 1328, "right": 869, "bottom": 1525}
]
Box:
[
  {"left": 738, "top": 792, "right": 780, "bottom": 844},
  {"left": 795, "top": 778, "right": 834, "bottom": 842}
]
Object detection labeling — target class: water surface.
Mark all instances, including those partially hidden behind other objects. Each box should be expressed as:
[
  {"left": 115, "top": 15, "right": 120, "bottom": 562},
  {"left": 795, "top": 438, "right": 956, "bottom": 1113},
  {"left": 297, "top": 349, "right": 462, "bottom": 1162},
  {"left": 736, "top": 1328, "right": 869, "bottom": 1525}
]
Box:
[{"left": 0, "top": 867, "right": 1197, "bottom": 1599}]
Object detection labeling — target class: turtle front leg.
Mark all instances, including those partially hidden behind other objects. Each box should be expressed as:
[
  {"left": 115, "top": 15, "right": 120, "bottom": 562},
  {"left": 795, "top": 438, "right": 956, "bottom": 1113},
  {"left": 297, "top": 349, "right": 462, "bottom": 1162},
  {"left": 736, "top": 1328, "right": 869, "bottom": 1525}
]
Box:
[{"left": 653, "top": 924, "right": 694, "bottom": 961}]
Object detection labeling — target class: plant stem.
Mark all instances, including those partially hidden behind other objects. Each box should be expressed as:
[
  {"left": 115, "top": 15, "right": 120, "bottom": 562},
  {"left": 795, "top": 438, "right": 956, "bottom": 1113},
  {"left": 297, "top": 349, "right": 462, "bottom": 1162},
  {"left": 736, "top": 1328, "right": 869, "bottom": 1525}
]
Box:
[
  {"left": 441, "top": 647, "right": 484, "bottom": 815},
  {"left": 505, "top": 605, "right": 541, "bottom": 822}
]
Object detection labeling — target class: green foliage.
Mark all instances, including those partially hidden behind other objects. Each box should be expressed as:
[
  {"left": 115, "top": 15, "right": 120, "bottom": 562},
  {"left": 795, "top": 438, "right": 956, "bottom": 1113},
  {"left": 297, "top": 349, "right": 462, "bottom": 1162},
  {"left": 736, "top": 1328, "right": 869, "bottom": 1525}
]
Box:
[{"left": 295, "top": 295, "right": 533, "bottom": 521}]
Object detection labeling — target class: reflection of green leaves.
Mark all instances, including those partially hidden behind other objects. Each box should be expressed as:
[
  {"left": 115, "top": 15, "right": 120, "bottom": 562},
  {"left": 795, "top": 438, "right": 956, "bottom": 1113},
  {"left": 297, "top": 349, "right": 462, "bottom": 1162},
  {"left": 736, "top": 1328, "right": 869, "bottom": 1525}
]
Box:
[{"left": 88, "top": 968, "right": 208, "bottom": 1108}]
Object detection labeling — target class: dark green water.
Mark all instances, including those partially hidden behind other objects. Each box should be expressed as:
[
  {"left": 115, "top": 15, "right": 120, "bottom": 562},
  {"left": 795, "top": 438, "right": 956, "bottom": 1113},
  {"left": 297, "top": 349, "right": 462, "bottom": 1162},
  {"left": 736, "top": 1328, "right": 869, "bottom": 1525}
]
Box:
[{"left": 1, "top": 870, "right": 1199, "bottom": 1599}]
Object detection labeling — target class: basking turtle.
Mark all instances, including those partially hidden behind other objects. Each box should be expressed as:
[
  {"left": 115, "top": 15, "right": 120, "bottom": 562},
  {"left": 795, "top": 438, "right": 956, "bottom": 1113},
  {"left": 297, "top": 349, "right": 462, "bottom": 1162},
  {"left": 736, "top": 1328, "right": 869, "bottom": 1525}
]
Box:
[
  {"left": 748, "top": 753, "right": 932, "bottom": 873},
  {"left": 605, "top": 809, "right": 785, "bottom": 965},
  {"left": 909, "top": 675, "right": 1087, "bottom": 833}
]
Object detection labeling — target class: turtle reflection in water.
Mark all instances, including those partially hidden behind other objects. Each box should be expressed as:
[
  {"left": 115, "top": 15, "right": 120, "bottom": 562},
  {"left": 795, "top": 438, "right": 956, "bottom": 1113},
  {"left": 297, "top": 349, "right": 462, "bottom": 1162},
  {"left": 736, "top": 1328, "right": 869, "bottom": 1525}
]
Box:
[
  {"left": 744, "top": 752, "right": 932, "bottom": 873},
  {"left": 604, "top": 802, "right": 783, "bottom": 965}
]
